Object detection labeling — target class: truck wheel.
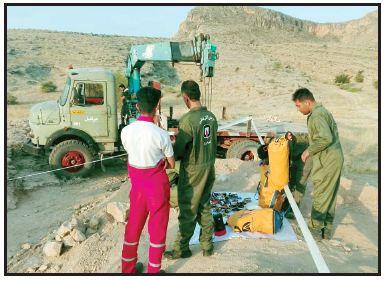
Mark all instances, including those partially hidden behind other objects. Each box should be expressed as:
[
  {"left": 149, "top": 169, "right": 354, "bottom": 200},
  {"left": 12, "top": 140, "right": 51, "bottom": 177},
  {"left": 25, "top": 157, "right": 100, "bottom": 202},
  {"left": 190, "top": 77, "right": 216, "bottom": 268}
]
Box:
[
  {"left": 49, "top": 140, "right": 94, "bottom": 179},
  {"left": 226, "top": 139, "right": 260, "bottom": 161}
]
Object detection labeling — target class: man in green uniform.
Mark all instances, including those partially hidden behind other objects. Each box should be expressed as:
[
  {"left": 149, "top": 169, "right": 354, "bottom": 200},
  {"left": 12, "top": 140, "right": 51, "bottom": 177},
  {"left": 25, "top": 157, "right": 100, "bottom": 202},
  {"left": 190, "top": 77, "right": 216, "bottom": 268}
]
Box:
[
  {"left": 292, "top": 88, "right": 344, "bottom": 240},
  {"left": 119, "top": 84, "right": 130, "bottom": 125},
  {"left": 164, "top": 80, "right": 218, "bottom": 259}
]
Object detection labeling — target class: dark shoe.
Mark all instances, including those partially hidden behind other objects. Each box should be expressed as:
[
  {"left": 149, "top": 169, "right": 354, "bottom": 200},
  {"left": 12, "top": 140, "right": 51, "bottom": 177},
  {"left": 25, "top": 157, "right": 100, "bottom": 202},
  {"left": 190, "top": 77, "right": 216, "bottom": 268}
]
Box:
[
  {"left": 308, "top": 227, "right": 323, "bottom": 241},
  {"left": 323, "top": 228, "right": 333, "bottom": 240},
  {"left": 285, "top": 210, "right": 295, "bottom": 220},
  {"left": 203, "top": 248, "right": 214, "bottom": 257},
  {"left": 163, "top": 250, "right": 192, "bottom": 260},
  {"left": 135, "top": 262, "right": 144, "bottom": 273}
]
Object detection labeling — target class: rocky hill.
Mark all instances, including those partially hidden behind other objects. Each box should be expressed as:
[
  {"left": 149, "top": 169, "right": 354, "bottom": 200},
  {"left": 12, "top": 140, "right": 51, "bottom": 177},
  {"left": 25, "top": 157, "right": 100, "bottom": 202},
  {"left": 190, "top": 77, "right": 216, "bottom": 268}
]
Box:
[{"left": 176, "top": 6, "right": 378, "bottom": 47}]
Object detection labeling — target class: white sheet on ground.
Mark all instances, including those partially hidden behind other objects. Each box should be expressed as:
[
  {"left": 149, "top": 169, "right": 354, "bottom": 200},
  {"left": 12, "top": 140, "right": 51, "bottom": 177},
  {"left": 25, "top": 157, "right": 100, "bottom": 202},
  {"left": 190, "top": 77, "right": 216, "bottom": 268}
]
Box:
[{"left": 189, "top": 192, "right": 297, "bottom": 245}]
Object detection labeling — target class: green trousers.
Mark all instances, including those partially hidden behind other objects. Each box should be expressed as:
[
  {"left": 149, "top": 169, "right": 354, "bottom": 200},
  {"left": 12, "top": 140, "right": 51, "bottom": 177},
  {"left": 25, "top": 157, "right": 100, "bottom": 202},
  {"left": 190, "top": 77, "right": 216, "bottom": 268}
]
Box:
[
  {"left": 172, "top": 163, "right": 215, "bottom": 253},
  {"left": 310, "top": 149, "right": 343, "bottom": 232}
]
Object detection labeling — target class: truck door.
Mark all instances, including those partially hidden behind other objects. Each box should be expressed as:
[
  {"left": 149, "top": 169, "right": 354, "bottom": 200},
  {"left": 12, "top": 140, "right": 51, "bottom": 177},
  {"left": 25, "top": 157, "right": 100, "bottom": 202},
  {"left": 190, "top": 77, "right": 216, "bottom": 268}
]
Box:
[{"left": 69, "top": 81, "right": 109, "bottom": 137}]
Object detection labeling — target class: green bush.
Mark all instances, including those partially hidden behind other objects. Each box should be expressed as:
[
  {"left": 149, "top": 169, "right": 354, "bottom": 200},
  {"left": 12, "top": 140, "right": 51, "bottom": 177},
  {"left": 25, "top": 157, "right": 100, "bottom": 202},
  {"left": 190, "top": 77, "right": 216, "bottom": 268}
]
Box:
[
  {"left": 273, "top": 61, "right": 282, "bottom": 70},
  {"left": 373, "top": 80, "right": 378, "bottom": 89},
  {"left": 7, "top": 93, "right": 18, "bottom": 105},
  {"left": 335, "top": 73, "right": 351, "bottom": 84},
  {"left": 41, "top": 81, "right": 57, "bottom": 93},
  {"left": 355, "top": 70, "right": 364, "bottom": 83}
]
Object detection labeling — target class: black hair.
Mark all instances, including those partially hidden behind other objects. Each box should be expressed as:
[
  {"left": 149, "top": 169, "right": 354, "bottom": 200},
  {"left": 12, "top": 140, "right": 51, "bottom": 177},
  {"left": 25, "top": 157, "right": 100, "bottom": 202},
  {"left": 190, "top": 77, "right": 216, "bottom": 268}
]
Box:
[
  {"left": 119, "top": 84, "right": 125, "bottom": 88},
  {"left": 136, "top": 86, "right": 161, "bottom": 114},
  {"left": 181, "top": 80, "right": 201, "bottom": 101},
  {"left": 292, "top": 88, "right": 315, "bottom": 102}
]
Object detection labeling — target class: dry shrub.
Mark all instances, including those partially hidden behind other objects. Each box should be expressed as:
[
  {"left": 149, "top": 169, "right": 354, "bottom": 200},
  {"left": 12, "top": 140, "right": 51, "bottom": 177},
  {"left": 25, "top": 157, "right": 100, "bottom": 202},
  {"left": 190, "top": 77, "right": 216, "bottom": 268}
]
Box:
[
  {"left": 355, "top": 70, "right": 364, "bottom": 83},
  {"left": 41, "top": 81, "right": 57, "bottom": 93},
  {"left": 335, "top": 73, "right": 350, "bottom": 84},
  {"left": 7, "top": 93, "right": 18, "bottom": 105}
]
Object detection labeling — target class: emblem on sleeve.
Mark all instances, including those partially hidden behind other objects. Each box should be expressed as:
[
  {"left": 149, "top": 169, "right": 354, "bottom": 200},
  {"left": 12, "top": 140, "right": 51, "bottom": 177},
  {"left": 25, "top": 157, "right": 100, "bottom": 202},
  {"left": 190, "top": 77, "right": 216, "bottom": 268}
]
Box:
[{"left": 203, "top": 124, "right": 211, "bottom": 139}]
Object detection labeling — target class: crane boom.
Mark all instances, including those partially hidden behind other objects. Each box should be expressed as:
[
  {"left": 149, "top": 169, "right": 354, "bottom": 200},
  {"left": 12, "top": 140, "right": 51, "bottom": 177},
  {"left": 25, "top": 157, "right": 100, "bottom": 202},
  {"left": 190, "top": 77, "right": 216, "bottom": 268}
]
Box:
[{"left": 125, "top": 34, "right": 218, "bottom": 94}]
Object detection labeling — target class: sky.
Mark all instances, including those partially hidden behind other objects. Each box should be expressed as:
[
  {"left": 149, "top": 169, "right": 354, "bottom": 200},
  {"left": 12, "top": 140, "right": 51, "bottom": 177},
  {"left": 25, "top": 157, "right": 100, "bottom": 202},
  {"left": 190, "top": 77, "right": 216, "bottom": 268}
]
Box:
[{"left": 7, "top": 5, "right": 378, "bottom": 38}]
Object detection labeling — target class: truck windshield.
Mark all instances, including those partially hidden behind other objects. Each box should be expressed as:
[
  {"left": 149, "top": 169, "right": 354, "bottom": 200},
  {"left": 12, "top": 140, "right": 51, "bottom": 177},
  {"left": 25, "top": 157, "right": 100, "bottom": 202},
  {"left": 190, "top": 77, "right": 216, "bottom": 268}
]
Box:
[{"left": 59, "top": 77, "right": 71, "bottom": 106}]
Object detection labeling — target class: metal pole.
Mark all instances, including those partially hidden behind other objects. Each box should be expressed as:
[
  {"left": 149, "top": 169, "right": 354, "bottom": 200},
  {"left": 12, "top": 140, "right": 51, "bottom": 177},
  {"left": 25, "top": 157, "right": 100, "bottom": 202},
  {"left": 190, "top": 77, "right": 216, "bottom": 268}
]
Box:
[{"left": 284, "top": 185, "right": 331, "bottom": 273}]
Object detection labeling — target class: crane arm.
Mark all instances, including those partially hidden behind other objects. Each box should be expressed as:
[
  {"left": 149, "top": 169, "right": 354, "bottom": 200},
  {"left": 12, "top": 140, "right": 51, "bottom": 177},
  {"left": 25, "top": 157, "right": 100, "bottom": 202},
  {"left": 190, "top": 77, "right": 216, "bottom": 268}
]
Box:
[{"left": 125, "top": 34, "right": 218, "bottom": 94}]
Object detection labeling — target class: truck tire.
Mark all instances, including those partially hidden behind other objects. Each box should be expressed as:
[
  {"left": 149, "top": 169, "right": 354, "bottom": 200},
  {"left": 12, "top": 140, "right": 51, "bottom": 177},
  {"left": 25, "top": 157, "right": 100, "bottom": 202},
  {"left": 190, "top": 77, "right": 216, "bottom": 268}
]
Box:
[
  {"left": 226, "top": 139, "right": 260, "bottom": 161},
  {"left": 49, "top": 140, "right": 94, "bottom": 179}
]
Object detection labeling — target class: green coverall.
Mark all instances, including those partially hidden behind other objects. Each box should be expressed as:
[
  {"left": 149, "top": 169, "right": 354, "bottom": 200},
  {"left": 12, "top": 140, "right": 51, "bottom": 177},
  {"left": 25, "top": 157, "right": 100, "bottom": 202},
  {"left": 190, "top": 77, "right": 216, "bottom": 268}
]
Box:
[
  {"left": 172, "top": 106, "right": 218, "bottom": 253},
  {"left": 307, "top": 103, "right": 344, "bottom": 235}
]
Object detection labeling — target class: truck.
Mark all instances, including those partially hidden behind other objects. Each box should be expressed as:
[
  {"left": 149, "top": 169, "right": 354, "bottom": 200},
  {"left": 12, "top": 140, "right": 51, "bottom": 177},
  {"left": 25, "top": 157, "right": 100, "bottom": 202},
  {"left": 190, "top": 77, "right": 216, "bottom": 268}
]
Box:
[{"left": 23, "top": 34, "right": 285, "bottom": 179}]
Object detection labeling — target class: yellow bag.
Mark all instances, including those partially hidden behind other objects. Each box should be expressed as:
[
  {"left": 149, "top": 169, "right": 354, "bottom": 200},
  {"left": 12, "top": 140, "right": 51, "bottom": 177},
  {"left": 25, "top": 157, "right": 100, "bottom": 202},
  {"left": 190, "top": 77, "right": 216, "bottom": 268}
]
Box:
[
  {"left": 259, "top": 136, "right": 289, "bottom": 208},
  {"left": 227, "top": 208, "right": 283, "bottom": 234},
  {"left": 267, "top": 136, "right": 289, "bottom": 189}
]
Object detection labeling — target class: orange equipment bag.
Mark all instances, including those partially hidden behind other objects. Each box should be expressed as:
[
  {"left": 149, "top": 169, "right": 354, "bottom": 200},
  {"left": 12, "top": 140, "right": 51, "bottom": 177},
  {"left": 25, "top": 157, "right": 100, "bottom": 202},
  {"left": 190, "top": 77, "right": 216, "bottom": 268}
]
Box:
[{"left": 227, "top": 208, "right": 283, "bottom": 234}]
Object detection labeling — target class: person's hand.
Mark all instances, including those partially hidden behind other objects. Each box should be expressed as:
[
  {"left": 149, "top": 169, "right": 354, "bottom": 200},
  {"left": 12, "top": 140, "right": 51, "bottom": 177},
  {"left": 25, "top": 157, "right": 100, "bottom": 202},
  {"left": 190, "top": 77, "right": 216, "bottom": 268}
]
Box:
[
  {"left": 301, "top": 149, "right": 310, "bottom": 163},
  {"left": 163, "top": 159, "right": 169, "bottom": 170}
]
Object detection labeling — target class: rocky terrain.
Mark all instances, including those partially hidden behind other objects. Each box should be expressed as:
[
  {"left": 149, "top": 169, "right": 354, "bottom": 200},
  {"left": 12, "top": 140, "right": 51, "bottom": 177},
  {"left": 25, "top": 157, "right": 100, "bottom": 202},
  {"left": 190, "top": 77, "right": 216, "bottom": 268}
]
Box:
[{"left": 6, "top": 6, "right": 378, "bottom": 273}]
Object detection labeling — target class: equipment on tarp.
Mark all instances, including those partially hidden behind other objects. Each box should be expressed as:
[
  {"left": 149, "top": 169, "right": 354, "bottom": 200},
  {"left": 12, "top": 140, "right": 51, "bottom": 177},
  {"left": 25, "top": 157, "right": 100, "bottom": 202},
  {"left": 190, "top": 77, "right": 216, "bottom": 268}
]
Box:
[
  {"left": 213, "top": 213, "right": 227, "bottom": 236},
  {"left": 227, "top": 208, "right": 283, "bottom": 235},
  {"left": 211, "top": 192, "right": 252, "bottom": 217},
  {"left": 258, "top": 136, "right": 289, "bottom": 209}
]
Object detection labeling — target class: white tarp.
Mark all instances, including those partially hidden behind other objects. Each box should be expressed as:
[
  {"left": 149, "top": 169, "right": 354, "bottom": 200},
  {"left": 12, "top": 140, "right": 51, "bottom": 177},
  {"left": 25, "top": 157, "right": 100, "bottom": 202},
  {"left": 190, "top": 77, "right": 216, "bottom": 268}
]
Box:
[{"left": 189, "top": 192, "right": 297, "bottom": 245}]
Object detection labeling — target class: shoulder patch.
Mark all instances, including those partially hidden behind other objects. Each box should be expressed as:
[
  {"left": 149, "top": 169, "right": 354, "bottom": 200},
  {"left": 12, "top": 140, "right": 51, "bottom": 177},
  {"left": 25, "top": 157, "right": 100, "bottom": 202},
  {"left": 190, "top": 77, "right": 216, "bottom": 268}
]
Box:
[{"left": 203, "top": 124, "right": 211, "bottom": 138}]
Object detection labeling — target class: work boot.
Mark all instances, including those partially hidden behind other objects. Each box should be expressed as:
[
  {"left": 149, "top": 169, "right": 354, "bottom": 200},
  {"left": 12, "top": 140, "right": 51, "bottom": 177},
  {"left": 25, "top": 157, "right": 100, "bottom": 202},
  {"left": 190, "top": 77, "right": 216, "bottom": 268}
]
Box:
[
  {"left": 203, "top": 248, "right": 214, "bottom": 257},
  {"left": 163, "top": 249, "right": 192, "bottom": 260},
  {"left": 285, "top": 209, "right": 295, "bottom": 220},
  {"left": 323, "top": 226, "right": 333, "bottom": 240},
  {"left": 308, "top": 226, "right": 323, "bottom": 242},
  {"left": 135, "top": 262, "right": 144, "bottom": 273}
]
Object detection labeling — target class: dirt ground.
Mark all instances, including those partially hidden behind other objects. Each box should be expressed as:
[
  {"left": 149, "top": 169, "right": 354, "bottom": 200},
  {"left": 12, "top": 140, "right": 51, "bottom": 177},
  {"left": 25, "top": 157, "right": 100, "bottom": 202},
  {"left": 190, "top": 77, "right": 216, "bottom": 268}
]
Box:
[
  {"left": 6, "top": 157, "right": 378, "bottom": 273},
  {"left": 5, "top": 6, "right": 378, "bottom": 274}
]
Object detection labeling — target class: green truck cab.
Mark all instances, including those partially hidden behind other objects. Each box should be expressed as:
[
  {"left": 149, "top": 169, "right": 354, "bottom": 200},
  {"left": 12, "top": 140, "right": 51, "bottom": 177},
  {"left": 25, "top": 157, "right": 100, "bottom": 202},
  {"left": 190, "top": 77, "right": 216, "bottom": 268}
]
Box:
[{"left": 24, "top": 68, "right": 119, "bottom": 178}]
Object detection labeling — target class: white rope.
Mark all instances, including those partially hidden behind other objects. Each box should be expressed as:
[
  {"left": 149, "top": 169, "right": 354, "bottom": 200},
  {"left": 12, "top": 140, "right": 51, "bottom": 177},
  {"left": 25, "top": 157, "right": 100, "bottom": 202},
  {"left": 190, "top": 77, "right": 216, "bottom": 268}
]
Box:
[
  {"left": 7, "top": 153, "right": 127, "bottom": 182},
  {"left": 9, "top": 116, "right": 265, "bottom": 182},
  {"left": 284, "top": 184, "right": 331, "bottom": 273},
  {"left": 250, "top": 117, "right": 266, "bottom": 145},
  {"left": 217, "top": 116, "right": 252, "bottom": 131}
]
